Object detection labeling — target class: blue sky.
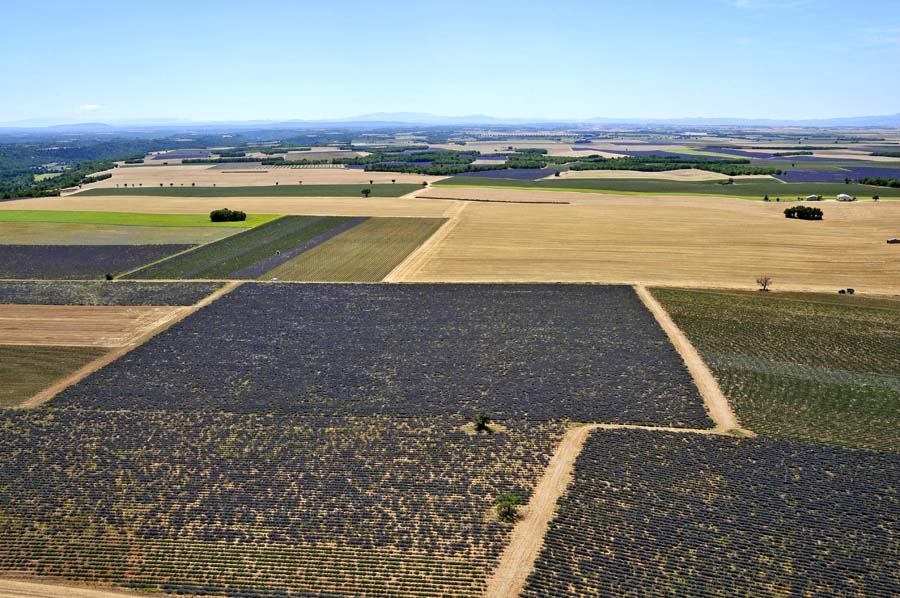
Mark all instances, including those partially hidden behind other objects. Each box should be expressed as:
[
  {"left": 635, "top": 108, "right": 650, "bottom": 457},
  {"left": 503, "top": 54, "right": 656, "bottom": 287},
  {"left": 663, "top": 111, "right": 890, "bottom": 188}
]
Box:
[{"left": 2, "top": 0, "right": 899, "bottom": 123}]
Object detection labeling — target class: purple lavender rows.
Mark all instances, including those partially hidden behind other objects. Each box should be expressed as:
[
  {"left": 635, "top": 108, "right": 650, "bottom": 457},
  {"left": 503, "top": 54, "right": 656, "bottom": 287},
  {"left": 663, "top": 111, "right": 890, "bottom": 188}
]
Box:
[
  {"left": 52, "top": 283, "right": 711, "bottom": 426},
  {"left": 454, "top": 168, "right": 552, "bottom": 180},
  {"left": 775, "top": 167, "right": 900, "bottom": 183},
  {"left": 0, "top": 281, "right": 222, "bottom": 305},
  {"left": 0, "top": 245, "right": 193, "bottom": 280}
]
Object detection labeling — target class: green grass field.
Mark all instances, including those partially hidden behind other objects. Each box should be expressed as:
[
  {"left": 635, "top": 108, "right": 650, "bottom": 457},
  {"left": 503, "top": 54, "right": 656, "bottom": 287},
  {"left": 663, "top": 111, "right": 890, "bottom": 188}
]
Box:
[
  {"left": 652, "top": 288, "right": 900, "bottom": 452},
  {"left": 33, "top": 173, "right": 62, "bottom": 182},
  {"left": 0, "top": 210, "right": 276, "bottom": 228},
  {"left": 0, "top": 345, "right": 108, "bottom": 407},
  {"left": 76, "top": 184, "right": 421, "bottom": 198},
  {"left": 436, "top": 176, "right": 900, "bottom": 199},
  {"left": 264, "top": 217, "right": 446, "bottom": 282}
]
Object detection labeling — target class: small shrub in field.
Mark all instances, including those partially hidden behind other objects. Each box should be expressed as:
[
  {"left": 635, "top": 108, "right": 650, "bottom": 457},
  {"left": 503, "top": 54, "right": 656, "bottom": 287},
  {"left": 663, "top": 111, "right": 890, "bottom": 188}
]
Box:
[
  {"left": 210, "top": 208, "right": 247, "bottom": 222},
  {"left": 473, "top": 411, "right": 492, "bottom": 433},
  {"left": 496, "top": 493, "right": 521, "bottom": 522},
  {"left": 361, "top": 188, "right": 372, "bottom": 198}
]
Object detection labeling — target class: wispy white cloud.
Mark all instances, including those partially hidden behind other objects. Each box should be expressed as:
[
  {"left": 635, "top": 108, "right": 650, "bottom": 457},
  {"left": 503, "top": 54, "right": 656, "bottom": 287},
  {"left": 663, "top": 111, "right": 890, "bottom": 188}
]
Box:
[{"left": 79, "top": 103, "right": 102, "bottom": 111}]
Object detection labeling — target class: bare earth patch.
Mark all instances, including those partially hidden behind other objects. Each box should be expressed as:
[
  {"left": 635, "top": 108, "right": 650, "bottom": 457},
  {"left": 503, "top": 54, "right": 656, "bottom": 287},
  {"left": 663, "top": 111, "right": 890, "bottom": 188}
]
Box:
[{"left": 0, "top": 305, "right": 188, "bottom": 347}]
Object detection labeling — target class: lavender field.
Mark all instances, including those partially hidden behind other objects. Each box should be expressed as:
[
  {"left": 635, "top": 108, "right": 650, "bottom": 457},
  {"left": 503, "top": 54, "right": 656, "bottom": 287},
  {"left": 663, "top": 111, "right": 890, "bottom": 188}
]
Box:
[
  {"left": 0, "top": 245, "right": 193, "bottom": 280},
  {"left": 53, "top": 283, "right": 711, "bottom": 426},
  {"left": 776, "top": 166, "right": 900, "bottom": 183}
]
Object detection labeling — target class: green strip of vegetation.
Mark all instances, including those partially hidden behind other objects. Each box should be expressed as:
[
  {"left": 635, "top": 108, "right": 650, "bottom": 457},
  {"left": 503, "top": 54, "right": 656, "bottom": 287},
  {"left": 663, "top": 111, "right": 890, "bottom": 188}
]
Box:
[
  {"left": 76, "top": 184, "right": 420, "bottom": 198},
  {"left": 125, "top": 216, "right": 355, "bottom": 279},
  {"left": 651, "top": 287, "right": 900, "bottom": 452},
  {"left": 0, "top": 210, "right": 277, "bottom": 228},
  {"left": 435, "top": 177, "right": 900, "bottom": 199},
  {"left": 264, "top": 217, "right": 446, "bottom": 282}
]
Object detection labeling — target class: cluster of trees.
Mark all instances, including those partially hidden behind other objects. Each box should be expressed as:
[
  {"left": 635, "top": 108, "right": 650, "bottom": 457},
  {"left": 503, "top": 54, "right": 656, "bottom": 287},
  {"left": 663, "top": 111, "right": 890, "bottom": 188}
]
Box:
[
  {"left": 858, "top": 177, "right": 900, "bottom": 188},
  {"left": 210, "top": 208, "right": 247, "bottom": 222},
  {"left": 872, "top": 151, "right": 900, "bottom": 158},
  {"left": 773, "top": 151, "right": 814, "bottom": 157},
  {"left": 564, "top": 155, "right": 781, "bottom": 176},
  {"left": 784, "top": 205, "right": 824, "bottom": 220}
]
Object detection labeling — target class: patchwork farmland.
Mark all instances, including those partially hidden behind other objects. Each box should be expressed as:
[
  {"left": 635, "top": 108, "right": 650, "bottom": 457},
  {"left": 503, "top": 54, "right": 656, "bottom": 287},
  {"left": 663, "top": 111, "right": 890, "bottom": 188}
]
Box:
[{"left": 1, "top": 125, "right": 899, "bottom": 598}]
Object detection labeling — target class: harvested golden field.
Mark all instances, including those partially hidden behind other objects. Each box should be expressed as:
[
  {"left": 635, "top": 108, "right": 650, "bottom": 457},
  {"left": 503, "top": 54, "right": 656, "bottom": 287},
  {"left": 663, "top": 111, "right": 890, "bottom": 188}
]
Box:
[
  {"left": 0, "top": 345, "right": 108, "bottom": 408},
  {"left": 0, "top": 195, "right": 455, "bottom": 218},
  {"left": 0, "top": 222, "right": 239, "bottom": 245},
  {"left": 78, "top": 165, "right": 445, "bottom": 191},
  {"left": 396, "top": 193, "right": 900, "bottom": 294},
  {"left": 0, "top": 305, "right": 188, "bottom": 347}
]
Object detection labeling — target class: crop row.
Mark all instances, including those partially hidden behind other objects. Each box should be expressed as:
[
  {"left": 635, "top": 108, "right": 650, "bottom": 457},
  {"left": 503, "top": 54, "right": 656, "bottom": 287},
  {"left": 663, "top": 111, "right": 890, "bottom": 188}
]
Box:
[
  {"left": 263, "top": 217, "right": 445, "bottom": 282},
  {"left": 0, "top": 410, "right": 562, "bottom": 597},
  {"left": 126, "top": 216, "right": 359, "bottom": 280},
  {"left": 0, "top": 245, "right": 192, "bottom": 280},
  {"left": 0, "top": 280, "right": 223, "bottom": 305},
  {"left": 522, "top": 429, "right": 900, "bottom": 597},
  {"left": 652, "top": 288, "right": 900, "bottom": 452},
  {"left": 54, "top": 284, "right": 711, "bottom": 425}
]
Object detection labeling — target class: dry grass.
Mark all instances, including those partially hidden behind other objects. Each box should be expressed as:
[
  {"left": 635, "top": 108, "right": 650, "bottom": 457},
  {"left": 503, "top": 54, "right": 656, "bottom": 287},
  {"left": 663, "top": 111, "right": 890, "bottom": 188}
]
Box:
[
  {"left": 0, "top": 305, "right": 187, "bottom": 347},
  {"left": 0, "top": 222, "right": 239, "bottom": 245},
  {"left": 80, "top": 165, "right": 446, "bottom": 191},
  {"left": 0, "top": 195, "right": 456, "bottom": 218},
  {"left": 396, "top": 193, "right": 900, "bottom": 294}
]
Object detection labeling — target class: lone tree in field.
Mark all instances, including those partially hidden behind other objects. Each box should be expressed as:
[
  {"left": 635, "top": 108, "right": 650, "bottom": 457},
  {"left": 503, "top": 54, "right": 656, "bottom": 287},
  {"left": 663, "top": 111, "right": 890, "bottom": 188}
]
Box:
[
  {"left": 361, "top": 188, "right": 371, "bottom": 199},
  {"left": 391, "top": 179, "right": 396, "bottom": 184},
  {"left": 496, "top": 494, "right": 521, "bottom": 522},
  {"left": 756, "top": 276, "right": 772, "bottom": 292},
  {"left": 473, "top": 411, "right": 492, "bottom": 433},
  {"left": 422, "top": 181, "right": 428, "bottom": 188}
]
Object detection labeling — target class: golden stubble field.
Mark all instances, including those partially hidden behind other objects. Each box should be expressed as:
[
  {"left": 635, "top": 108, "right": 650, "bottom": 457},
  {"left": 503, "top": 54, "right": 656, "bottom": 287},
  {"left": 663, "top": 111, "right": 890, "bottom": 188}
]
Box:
[
  {"left": 0, "top": 195, "right": 457, "bottom": 218},
  {"left": 77, "top": 164, "right": 447, "bottom": 191},
  {"left": 395, "top": 190, "right": 900, "bottom": 294}
]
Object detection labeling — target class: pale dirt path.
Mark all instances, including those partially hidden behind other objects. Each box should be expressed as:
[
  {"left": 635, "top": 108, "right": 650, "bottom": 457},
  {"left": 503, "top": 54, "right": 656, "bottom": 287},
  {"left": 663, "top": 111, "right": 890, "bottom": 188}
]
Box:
[
  {"left": 382, "top": 201, "right": 468, "bottom": 282},
  {"left": 484, "top": 423, "right": 599, "bottom": 598},
  {"left": 16, "top": 281, "right": 242, "bottom": 409},
  {"left": 634, "top": 284, "right": 749, "bottom": 435},
  {"left": 0, "top": 579, "right": 156, "bottom": 598}
]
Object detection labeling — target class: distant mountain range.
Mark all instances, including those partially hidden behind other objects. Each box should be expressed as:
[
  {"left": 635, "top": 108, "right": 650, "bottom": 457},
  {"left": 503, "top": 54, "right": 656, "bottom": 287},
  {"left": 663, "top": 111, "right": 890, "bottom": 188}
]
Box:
[{"left": 2, "top": 112, "right": 900, "bottom": 132}]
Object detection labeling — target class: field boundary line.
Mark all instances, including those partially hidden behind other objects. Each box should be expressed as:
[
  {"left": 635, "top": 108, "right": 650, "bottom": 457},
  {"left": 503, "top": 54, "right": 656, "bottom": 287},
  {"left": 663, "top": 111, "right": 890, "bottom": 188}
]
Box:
[
  {"left": 382, "top": 202, "right": 467, "bottom": 282},
  {"left": 16, "top": 281, "right": 243, "bottom": 410},
  {"left": 485, "top": 423, "right": 599, "bottom": 598},
  {"left": 634, "top": 284, "right": 750, "bottom": 435}
]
